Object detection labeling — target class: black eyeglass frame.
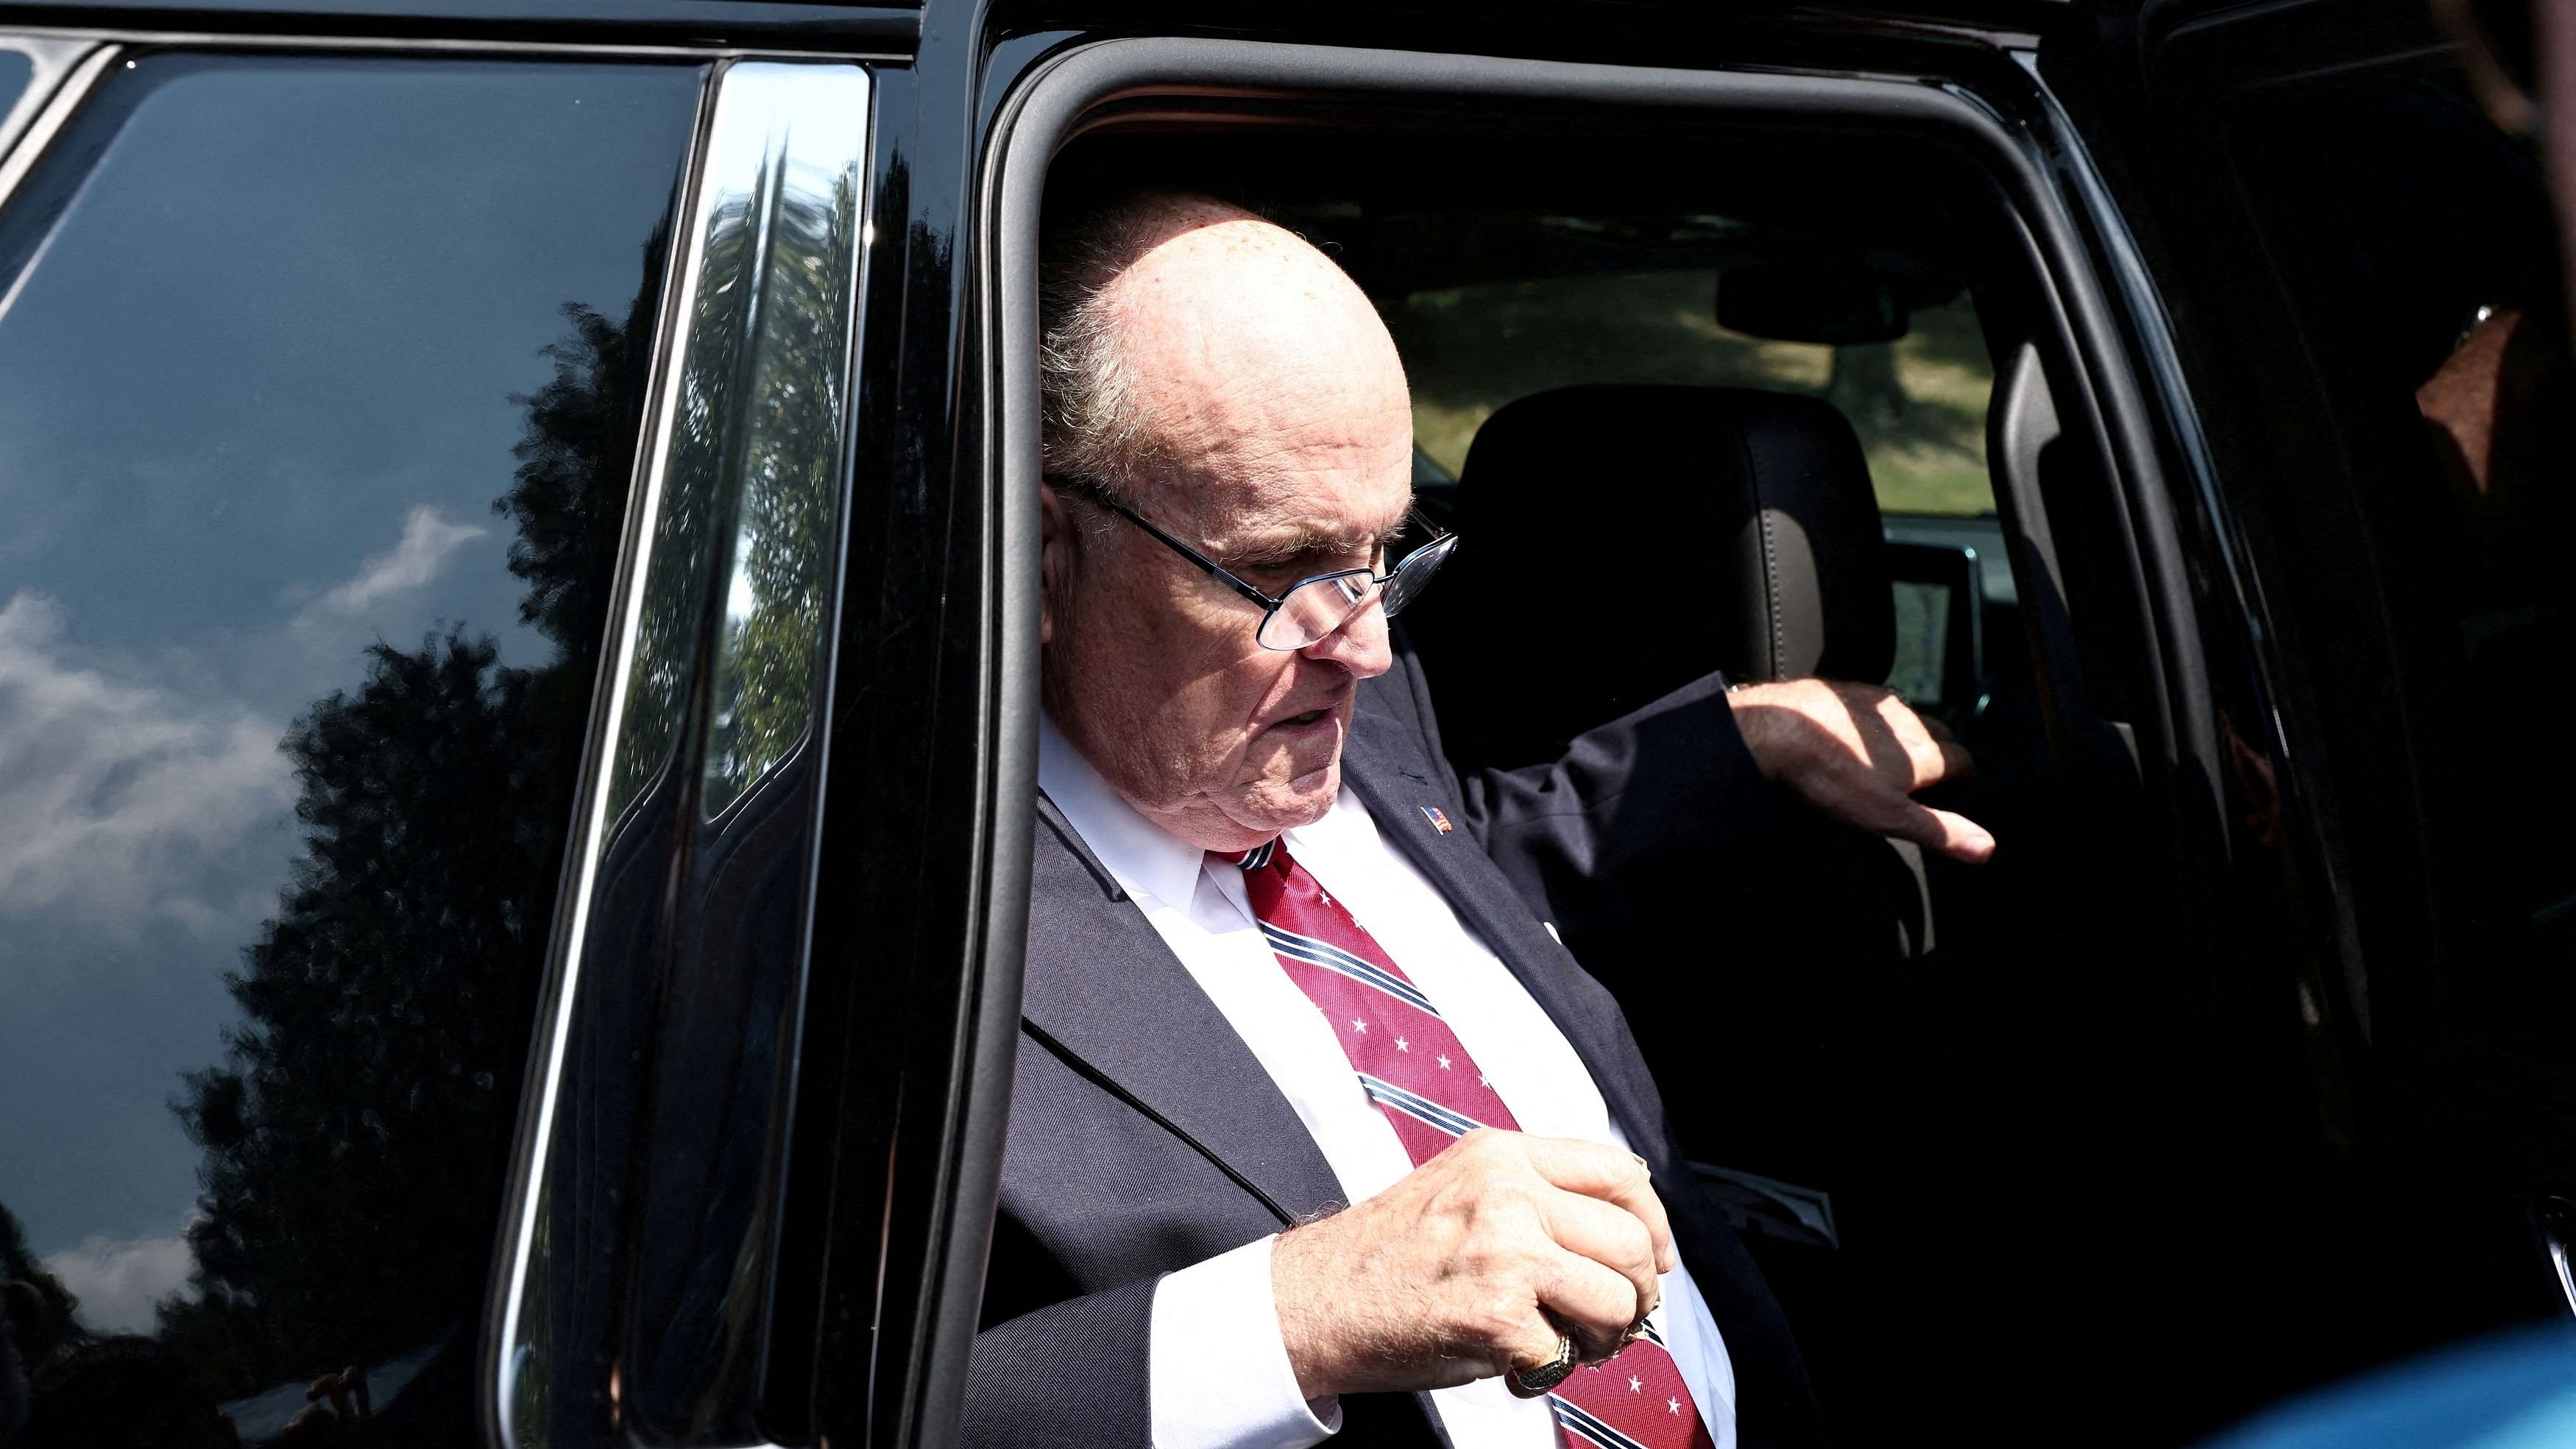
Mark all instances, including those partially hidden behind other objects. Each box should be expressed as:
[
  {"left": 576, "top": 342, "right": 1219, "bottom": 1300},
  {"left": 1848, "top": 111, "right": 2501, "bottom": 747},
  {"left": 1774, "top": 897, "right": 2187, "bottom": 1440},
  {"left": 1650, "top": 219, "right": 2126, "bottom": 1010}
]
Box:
[{"left": 1045, "top": 474, "right": 1458, "bottom": 651}]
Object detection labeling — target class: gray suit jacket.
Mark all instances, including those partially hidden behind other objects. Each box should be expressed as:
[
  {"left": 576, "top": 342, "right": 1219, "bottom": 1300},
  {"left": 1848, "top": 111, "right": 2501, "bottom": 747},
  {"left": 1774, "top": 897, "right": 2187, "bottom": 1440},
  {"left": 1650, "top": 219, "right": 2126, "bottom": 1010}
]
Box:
[{"left": 966, "top": 647, "right": 1821, "bottom": 1448}]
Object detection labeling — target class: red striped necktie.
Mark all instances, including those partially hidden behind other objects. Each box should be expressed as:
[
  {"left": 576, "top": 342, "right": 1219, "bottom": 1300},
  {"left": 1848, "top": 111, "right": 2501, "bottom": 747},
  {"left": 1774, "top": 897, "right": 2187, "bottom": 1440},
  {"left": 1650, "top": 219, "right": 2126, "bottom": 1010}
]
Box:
[{"left": 1226, "top": 836, "right": 1716, "bottom": 1449}]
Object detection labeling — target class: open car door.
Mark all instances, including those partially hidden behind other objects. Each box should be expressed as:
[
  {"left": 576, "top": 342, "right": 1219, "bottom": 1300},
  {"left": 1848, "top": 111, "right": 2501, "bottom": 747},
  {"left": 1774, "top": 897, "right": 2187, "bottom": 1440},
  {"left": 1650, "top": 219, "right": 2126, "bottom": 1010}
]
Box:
[{"left": 2041, "top": 0, "right": 2576, "bottom": 1398}]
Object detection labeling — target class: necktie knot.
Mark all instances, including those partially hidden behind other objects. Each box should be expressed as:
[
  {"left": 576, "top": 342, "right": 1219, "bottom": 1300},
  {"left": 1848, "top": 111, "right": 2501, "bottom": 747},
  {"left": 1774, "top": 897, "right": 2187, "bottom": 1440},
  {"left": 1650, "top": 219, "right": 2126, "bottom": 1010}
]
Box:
[{"left": 1226, "top": 838, "right": 1283, "bottom": 874}]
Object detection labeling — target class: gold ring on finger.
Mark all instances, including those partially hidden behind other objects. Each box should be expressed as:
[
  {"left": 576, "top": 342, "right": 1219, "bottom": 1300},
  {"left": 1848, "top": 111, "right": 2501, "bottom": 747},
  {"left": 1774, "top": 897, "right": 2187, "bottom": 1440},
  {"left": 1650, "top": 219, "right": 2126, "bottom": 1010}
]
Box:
[{"left": 1505, "top": 1333, "right": 1579, "bottom": 1398}]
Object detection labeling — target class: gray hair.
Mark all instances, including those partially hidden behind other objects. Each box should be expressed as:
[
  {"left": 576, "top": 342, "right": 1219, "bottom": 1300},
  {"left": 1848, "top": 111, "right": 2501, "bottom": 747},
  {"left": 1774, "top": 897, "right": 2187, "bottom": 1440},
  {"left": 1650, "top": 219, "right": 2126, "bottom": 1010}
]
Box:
[
  {"left": 1038, "top": 190, "right": 1252, "bottom": 503},
  {"left": 1038, "top": 201, "right": 1150, "bottom": 500}
]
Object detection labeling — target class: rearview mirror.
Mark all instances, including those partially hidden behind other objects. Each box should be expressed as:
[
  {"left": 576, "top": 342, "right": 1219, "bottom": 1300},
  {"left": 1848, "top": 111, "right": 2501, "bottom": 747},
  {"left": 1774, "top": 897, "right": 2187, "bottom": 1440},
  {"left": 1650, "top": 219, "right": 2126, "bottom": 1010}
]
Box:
[{"left": 1719, "top": 262, "right": 1908, "bottom": 344}]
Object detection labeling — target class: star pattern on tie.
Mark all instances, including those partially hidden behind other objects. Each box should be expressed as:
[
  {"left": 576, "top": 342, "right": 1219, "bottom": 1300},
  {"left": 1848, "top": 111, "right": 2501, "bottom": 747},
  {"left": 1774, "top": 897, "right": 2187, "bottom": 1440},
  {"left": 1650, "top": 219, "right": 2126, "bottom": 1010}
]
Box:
[{"left": 1225, "top": 837, "right": 1716, "bottom": 1449}]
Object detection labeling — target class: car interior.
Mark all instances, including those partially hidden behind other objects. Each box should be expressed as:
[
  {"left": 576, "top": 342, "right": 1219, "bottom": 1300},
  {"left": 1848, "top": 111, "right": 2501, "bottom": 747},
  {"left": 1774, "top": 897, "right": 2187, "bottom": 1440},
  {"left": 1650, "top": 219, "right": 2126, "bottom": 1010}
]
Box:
[{"left": 1038, "top": 102, "right": 2248, "bottom": 1445}]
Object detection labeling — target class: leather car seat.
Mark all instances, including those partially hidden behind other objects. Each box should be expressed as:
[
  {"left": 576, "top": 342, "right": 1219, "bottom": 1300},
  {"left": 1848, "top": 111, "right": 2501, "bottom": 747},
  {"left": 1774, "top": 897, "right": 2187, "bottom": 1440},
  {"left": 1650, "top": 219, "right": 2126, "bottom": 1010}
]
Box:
[
  {"left": 1408, "top": 383, "right": 1895, "bottom": 773},
  {"left": 1401, "top": 383, "right": 1947, "bottom": 1205}
]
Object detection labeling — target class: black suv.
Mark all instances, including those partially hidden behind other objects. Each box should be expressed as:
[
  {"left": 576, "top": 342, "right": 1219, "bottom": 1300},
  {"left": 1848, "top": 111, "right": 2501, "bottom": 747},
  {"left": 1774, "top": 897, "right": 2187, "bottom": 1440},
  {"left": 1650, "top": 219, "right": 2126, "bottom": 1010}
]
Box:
[{"left": 0, "top": 1, "right": 2568, "bottom": 1445}]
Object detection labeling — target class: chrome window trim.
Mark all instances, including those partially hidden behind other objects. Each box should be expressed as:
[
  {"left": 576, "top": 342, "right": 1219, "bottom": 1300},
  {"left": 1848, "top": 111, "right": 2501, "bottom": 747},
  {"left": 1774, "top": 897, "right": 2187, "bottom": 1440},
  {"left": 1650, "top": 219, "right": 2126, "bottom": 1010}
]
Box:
[
  {"left": 484, "top": 55, "right": 871, "bottom": 1449},
  {"left": 0, "top": 32, "right": 895, "bottom": 232},
  {"left": 481, "top": 58, "right": 726, "bottom": 1448},
  {"left": 0, "top": 36, "right": 98, "bottom": 153},
  {"left": 485, "top": 85, "right": 704, "bottom": 1449},
  {"left": 0, "top": 24, "right": 898, "bottom": 61},
  {"left": 0, "top": 42, "right": 116, "bottom": 225}
]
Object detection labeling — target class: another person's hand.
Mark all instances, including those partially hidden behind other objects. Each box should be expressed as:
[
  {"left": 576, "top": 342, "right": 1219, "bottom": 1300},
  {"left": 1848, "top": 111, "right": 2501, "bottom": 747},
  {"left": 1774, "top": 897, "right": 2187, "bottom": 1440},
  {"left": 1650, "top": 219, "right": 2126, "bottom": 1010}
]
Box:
[
  {"left": 1727, "top": 678, "right": 1996, "bottom": 863},
  {"left": 1270, "top": 1130, "right": 1673, "bottom": 1399}
]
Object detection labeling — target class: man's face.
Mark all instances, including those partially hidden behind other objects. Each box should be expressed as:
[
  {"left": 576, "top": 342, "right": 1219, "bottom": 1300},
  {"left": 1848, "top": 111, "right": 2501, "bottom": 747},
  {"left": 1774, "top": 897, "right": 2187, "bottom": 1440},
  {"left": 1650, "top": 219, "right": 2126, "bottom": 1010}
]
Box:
[{"left": 1040, "top": 205, "right": 1415, "bottom": 852}]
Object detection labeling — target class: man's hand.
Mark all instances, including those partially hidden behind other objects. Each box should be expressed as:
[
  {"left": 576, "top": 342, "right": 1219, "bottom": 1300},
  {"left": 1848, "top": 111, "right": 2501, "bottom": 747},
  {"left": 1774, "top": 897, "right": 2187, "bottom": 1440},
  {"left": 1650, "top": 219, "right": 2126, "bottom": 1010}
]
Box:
[
  {"left": 1727, "top": 678, "right": 1995, "bottom": 863},
  {"left": 1270, "top": 1130, "right": 1673, "bottom": 1400}
]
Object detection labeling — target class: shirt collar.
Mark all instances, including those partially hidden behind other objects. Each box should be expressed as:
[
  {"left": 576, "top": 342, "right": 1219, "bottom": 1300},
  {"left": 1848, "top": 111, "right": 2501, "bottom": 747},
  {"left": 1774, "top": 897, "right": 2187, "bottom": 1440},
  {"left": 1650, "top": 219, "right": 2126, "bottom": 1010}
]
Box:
[{"left": 1037, "top": 713, "right": 1214, "bottom": 913}]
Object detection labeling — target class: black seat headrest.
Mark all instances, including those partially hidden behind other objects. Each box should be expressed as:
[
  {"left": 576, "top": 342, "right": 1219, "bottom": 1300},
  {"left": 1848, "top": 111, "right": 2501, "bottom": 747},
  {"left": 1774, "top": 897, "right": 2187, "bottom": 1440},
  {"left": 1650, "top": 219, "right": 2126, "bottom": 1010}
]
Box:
[{"left": 1412, "top": 384, "right": 1892, "bottom": 770}]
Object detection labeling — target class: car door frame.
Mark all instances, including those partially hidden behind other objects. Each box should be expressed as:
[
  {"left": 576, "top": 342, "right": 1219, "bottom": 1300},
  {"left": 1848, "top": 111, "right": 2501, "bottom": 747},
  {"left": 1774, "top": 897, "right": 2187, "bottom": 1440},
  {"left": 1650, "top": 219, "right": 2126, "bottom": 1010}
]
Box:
[
  {"left": 946, "top": 21, "right": 2243, "bottom": 1447},
  {"left": 2045, "top": 0, "right": 2576, "bottom": 1363}
]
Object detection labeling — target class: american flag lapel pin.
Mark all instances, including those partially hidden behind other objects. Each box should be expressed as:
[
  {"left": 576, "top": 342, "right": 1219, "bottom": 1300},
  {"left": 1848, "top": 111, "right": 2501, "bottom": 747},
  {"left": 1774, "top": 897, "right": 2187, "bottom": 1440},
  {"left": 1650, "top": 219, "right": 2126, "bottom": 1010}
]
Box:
[{"left": 1420, "top": 805, "right": 1454, "bottom": 835}]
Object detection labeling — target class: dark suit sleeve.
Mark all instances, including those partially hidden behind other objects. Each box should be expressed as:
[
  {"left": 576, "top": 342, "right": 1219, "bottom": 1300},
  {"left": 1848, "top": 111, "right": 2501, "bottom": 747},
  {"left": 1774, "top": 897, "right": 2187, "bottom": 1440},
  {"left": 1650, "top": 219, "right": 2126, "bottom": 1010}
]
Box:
[
  {"left": 962, "top": 1277, "right": 1160, "bottom": 1448},
  {"left": 1377, "top": 640, "right": 1784, "bottom": 943}
]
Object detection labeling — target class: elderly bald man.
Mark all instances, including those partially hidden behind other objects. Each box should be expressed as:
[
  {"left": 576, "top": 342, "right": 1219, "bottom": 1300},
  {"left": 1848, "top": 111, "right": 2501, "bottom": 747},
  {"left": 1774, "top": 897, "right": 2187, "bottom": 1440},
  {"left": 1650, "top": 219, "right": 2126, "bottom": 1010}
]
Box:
[{"left": 976, "top": 191, "right": 1989, "bottom": 1449}]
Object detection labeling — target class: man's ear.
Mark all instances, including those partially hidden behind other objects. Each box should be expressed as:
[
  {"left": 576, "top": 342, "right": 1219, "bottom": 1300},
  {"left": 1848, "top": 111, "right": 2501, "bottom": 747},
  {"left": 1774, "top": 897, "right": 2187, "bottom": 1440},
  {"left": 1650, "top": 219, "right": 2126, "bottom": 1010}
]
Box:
[{"left": 1038, "top": 479, "right": 1067, "bottom": 645}]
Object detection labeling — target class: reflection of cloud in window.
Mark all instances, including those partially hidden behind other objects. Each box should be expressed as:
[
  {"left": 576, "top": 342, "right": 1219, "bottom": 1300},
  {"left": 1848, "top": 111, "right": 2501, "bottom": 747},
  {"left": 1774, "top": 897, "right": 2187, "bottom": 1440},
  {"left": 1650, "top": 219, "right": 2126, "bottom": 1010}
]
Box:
[
  {"left": 296, "top": 503, "right": 489, "bottom": 624},
  {"left": 41, "top": 1219, "right": 196, "bottom": 1333},
  {"left": 0, "top": 590, "right": 291, "bottom": 935}
]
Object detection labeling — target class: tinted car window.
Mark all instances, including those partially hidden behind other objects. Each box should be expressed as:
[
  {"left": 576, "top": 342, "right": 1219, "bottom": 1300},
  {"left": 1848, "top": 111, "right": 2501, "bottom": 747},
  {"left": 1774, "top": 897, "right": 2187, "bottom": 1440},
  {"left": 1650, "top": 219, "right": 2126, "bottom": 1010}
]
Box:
[
  {"left": 0, "top": 52, "right": 700, "bottom": 1445},
  {"left": 0, "top": 49, "right": 28, "bottom": 116}
]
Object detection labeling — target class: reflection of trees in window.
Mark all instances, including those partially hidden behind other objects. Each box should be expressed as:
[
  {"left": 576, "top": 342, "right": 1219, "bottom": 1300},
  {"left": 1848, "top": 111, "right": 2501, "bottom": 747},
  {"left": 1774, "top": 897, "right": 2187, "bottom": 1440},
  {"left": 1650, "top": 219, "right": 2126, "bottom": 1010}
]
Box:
[
  {"left": 161, "top": 629, "right": 566, "bottom": 1401},
  {"left": 608, "top": 199, "right": 747, "bottom": 826},
  {"left": 145, "top": 225, "right": 669, "bottom": 1421},
  {"left": 497, "top": 85, "right": 867, "bottom": 1444},
  {"left": 608, "top": 155, "right": 858, "bottom": 826},
  {"left": 702, "top": 166, "right": 859, "bottom": 815},
  {"left": 1, "top": 1202, "right": 81, "bottom": 1376}
]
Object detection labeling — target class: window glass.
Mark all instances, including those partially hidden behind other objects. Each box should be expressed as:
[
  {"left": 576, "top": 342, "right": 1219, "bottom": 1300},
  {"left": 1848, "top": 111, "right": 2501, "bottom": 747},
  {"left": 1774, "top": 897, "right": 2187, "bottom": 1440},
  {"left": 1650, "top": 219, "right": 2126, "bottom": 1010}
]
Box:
[
  {"left": 2234, "top": 77, "right": 2576, "bottom": 1041},
  {"left": 0, "top": 49, "right": 29, "bottom": 115},
  {"left": 1887, "top": 579, "right": 1950, "bottom": 703},
  {"left": 0, "top": 53, "right": 700, "bottom": 1445},
  {"left": 1389, "top": 268, "right": 1996, "bottom": 516}
]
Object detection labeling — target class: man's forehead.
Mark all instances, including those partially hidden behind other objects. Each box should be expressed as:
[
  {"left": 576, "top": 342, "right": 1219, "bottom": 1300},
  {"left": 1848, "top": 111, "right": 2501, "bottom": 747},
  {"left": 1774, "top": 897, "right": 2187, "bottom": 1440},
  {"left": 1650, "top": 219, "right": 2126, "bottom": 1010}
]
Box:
[{"left": 1091, "top": 198, "right": 1418, "bottom": 563}]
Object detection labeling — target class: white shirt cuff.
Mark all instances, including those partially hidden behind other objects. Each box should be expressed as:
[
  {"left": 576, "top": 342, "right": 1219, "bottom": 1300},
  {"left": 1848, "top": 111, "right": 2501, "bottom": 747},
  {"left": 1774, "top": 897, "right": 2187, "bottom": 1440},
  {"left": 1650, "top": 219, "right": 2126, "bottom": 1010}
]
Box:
[{"left": 1149, "top": 1235, "right": 1342, "bottom": 1449}]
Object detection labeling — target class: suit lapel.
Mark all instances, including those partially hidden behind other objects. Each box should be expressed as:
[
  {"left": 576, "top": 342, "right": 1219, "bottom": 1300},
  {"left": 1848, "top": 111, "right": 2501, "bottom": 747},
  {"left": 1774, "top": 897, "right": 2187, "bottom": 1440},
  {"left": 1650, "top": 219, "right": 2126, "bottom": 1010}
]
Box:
[
  {"left": 1024, "top": 713, "right": 1666, "bottom": 1233},
  {"left": 1021, "top": 796, "right": 1348, "bottom": 1225}
]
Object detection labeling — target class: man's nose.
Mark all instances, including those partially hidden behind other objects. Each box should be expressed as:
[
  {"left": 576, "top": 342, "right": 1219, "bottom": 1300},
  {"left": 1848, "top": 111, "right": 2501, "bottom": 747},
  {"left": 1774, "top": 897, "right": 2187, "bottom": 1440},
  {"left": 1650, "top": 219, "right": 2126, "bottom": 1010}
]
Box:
[{"left": 1300, "top": 598, "right": 1393, "bottom": 679}]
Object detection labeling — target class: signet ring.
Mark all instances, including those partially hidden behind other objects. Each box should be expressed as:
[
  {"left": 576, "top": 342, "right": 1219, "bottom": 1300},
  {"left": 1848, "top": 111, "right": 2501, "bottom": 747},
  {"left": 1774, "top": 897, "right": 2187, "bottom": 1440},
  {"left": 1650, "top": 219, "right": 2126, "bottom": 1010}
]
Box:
[{"left": 1505, "top": 1331, "right": 1579, "bottom": 1398}]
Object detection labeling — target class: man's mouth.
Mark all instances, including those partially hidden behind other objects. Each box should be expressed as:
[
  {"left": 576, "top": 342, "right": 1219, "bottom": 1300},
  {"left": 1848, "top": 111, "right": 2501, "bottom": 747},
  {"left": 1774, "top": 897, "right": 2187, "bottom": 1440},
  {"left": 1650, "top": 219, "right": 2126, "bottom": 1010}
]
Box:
[{"left": 1273, "top": 703, "right": 1337, "bottom": 731}]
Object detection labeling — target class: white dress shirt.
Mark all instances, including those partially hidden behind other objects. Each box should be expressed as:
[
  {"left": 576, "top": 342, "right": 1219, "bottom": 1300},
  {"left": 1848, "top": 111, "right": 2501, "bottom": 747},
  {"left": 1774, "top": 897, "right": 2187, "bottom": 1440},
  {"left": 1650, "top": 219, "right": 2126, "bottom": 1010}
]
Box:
[{"left": 1037, "top": 717, "right": 1737, "bottom": 1449}]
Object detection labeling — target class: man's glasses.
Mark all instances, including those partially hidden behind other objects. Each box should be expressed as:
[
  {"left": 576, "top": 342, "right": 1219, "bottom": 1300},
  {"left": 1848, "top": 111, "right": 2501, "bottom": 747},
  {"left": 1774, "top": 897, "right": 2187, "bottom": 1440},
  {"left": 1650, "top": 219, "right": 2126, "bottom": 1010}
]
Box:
[{"left": 1049, "top": 476, "right": 1459, "bottom": 652}]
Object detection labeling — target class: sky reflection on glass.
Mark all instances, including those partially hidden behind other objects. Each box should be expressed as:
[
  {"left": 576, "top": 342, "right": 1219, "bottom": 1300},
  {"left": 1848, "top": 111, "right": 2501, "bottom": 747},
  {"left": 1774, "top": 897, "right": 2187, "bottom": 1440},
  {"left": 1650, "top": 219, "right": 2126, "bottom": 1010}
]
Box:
[
  {"left": 0, "top": 51, "right": 29, "bottom": 117},
  {"left": 0, "top": 54, "right": 697, "bottom": 1333}
]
